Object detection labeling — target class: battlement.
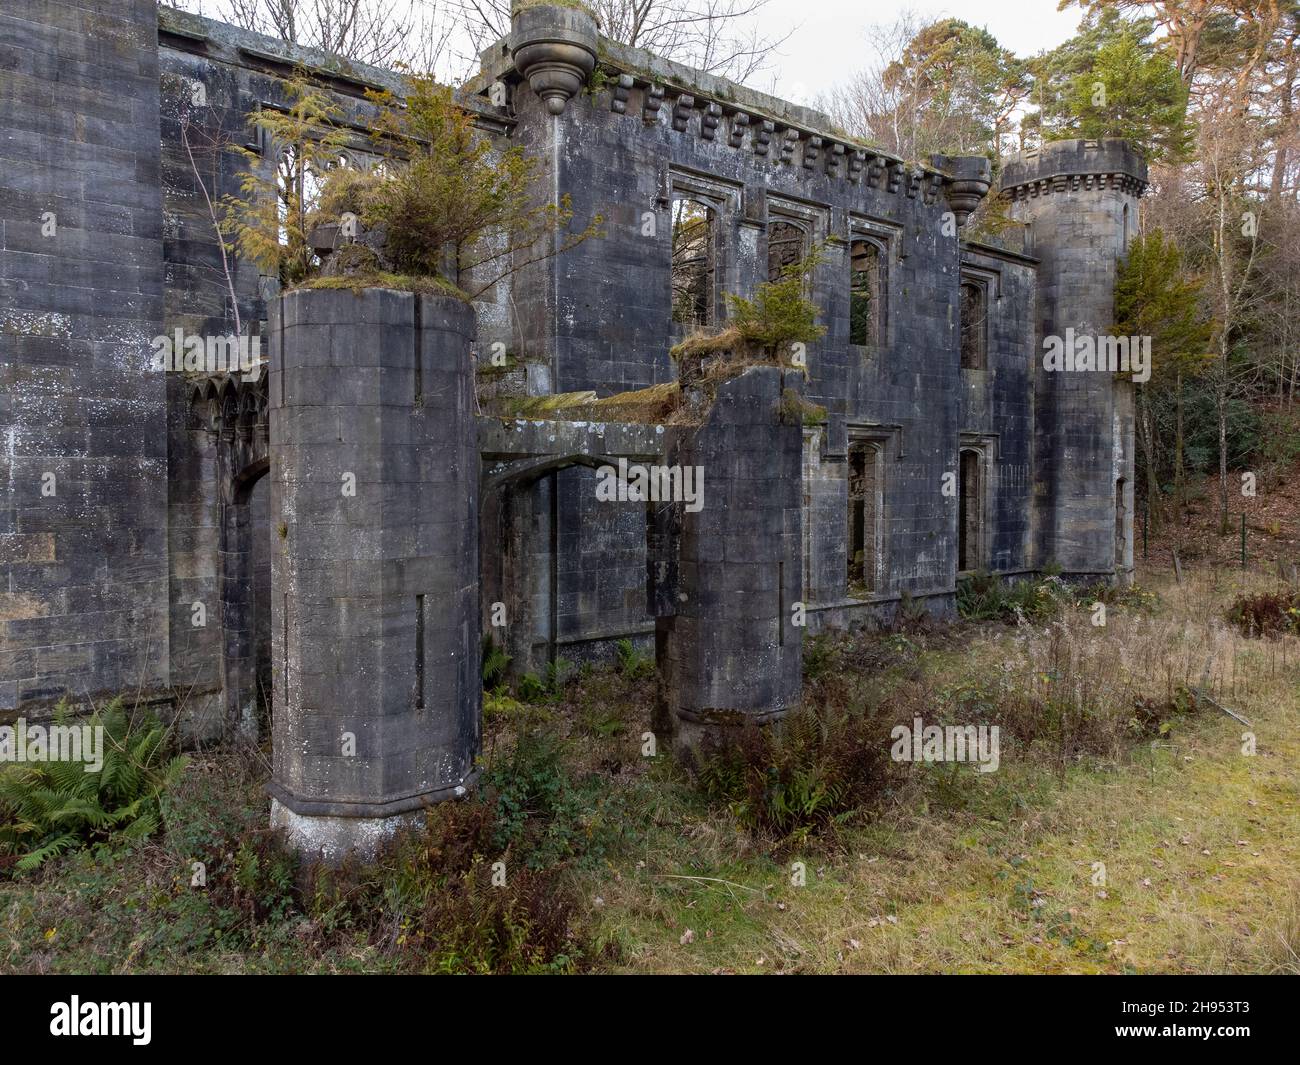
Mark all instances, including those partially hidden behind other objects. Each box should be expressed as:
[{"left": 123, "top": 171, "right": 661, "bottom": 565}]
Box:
[{"left": 999, "top": 138, "right": 1150, "bottom": 201}]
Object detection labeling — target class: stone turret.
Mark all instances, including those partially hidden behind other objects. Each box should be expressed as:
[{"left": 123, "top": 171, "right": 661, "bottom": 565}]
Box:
[
  {"left": 999, "top": 139, "right": 1149, "bottom": 584},
  {"left": 268, "top": 289, "right": 481, "bottom": 861}
]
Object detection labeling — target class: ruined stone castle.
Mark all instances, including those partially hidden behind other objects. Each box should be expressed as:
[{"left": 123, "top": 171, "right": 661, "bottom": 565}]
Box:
[{"left": 0, "top": 1, "right": 1145, "bottom": 855}]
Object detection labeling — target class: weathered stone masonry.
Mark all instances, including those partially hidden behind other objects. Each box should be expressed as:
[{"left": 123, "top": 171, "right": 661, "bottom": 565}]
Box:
[{"left": 1, "top": 1, "right": 1146, "bottom": 855}]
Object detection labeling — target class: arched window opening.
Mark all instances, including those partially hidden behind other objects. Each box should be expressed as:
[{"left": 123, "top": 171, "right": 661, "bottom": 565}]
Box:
[
  {"left": 960, "top": 281, "right": 987, "bottom": 370},
  {"left": 671, "top": 197, "right": 717, "bottom": 329},
  {"left": 959, "top": 449, "right": 983, "bottom": 572},
  {"left": 848, "top": 442, "right": 883, "bottom": 594},
  {"left": 850, "top": 240, "right": 884, "bottom": 348},
  {"left": 275, "top": 145, "right": 325, "bottom": 263}
]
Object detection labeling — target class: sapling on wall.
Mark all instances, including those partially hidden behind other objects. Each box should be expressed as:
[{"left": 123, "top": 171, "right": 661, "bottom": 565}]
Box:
[{"left": 225, "top": 71, "right": 602, "bottom": 297}]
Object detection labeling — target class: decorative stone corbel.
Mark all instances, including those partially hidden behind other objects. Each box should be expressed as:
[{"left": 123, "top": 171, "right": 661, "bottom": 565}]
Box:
[
  {"left": 510, "top": 2, "right": 599, "bottom": 116},
  {"left": 611, "top": 73, "right": 633, "bottom": 114},
  {"left": 931, "top": 154, "right": 993, "bottom": 227},
  {"left": 728, "top": 111, "right": 750, "bottom": 149},
  {"left": 643, "top": 84, "right": 665, "bottom": 124}
]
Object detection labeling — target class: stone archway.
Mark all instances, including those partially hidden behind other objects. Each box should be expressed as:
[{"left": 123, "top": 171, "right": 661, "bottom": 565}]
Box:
[
  {"left": 190, "top": 374, "right": 270, "bottom": 738},
  {"left": 221, "top": 454, "right": 270, "bottom": 738},
  {"left": 482, "top": 450, "right": 661, "bottom": 679}
]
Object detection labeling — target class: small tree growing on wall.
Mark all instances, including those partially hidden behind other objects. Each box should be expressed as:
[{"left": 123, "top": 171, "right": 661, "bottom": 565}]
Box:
[
  {"left": 671, "top": 248, "right": 828, "bottom": 369},
  {"left": 357, "top": 76, "right": 602, "bottom": 296},
  {"left": 224, "top": 76, "right": 350, "bottom": 286},
  {"left": 225, "top": 72, "right": 602, "bottom": 297}
]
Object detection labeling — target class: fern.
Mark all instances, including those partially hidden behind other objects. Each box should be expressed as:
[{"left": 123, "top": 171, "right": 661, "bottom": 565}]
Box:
[
  {"left": 481, "top": 635, "right": 512, "bottom": 690},
  {"left": 0, "top": 699, "right": 186, "bottom": 873},
  {"left": 614, "top": 639, "right": 654, "bottom": 680}
]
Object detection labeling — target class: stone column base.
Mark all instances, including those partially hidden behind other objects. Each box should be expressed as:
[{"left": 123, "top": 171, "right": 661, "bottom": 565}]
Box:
[{"left": 269, "top": 799, "right": 428, "bottom": 865}]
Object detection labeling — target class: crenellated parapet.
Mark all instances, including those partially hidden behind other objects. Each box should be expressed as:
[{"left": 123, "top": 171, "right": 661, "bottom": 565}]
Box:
[{"left": 999, "top": 138, "right": 1149, "bottom": 203}]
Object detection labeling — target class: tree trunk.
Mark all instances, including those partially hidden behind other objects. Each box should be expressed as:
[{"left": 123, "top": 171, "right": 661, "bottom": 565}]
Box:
[
  {"left": 1138, "top": 389, "right": 1161, "bottom": 533},
  {"left": 1217, "top": 356, "right": 1230, "bottom": 536},
  {"left": 1174, "top": 368, "right": 1186, "bottom": 542}
]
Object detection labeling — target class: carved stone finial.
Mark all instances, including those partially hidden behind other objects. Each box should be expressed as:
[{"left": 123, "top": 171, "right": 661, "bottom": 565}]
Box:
[
  {"left": 510, "top": 2, "right": 599, "bottom": 116},
  {"left": 932, "top": 154, "right": 993, "bottom": 227}
]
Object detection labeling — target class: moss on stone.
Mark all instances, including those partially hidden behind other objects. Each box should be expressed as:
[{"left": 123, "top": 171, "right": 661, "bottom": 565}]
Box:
[
  {"left": 294, "top": 272, "right": 470, "bottom": 301},
  {"left": 512, "top": 0, "right": 597, "bottom": 17},
  {"left": 494, "top": 382, "right": 680, "bottom": 424},
  {"left": 780, "top": 390, "right": 827, "bottom": 427}
]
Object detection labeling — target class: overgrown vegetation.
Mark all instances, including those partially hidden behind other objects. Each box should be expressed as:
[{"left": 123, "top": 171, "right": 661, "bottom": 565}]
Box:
[
  {"left": 4, "top": 570, "right": 1296, "bottom": 974},
  {"left": 956, "top": 571, "right": 1067, "bottom": 623},
  {"left": 1226, "top": 587, "right": 1300, "bottom": 638},
  {"left": 224, "top": 73, "right": 601, "bottom": 296},
  {"left": 696, "top": 705, "right": 894, "bottom": 854},
  {"left": 671, "top": 249, "right": 827, "bottom": 368},
  {"left": 956, "top": 570, "right": 1155, "bottom": 624},
  {"left": 0, "top": 701, "right": 185, "bottom": 874}
]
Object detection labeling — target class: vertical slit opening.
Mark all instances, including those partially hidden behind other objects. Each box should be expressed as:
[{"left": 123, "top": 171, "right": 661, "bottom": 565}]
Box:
[
  {"left": 778, "top": 560, "right": 785, "bottom": 647},
  {"left": 416, "top": 594, "right": 426, "bottom": 710},
  {"left": 413, "top": 295, "right": 423, "bottom": 403}
]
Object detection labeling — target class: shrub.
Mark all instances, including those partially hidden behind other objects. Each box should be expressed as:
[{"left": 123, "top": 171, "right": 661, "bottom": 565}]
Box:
[
  {"left": 482, "top": 635, "right": 511, "bottom": 690},
  {"left": 304, "top": 800, "right": 599, "bottom": 974},
  {"left": 227, "top": 75, "right": 601, "bottom": 296},
  {"left": 801, "top": 632, "right": 841, "bottom": 681},
  {"left": 957, "top": 571, "right": 1062, "bottom": 622},
  {"left": 0, "top": 700, "right": 186, "bottom": 873},
  {"left": 1226, "top": 589, "right": 1300, "bottom": 638},
  {"left": 671, "top": 249, "right": 827, "bottom": 367},
  {"left": 614, "top": 638, "right": 655, "bottom": 680},
  {"left": 517, "top": 657, "right": 574, "bottom": 704},
  {"left": 697, "top": 703, "right": 894, "bottom": 853},
  {"left": 486, "top": 733, "right": 621, "bottom": 873}
]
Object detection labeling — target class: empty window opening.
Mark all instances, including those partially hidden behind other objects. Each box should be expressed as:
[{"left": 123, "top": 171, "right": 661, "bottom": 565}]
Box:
[
  {"left": 960, "top": 282, "right": 987, "bottom": 370},
  {"left": 671, "top": 197, "right": 716, "bottom": 329},
  {"left": 850, "top": 240, "right": 884, "bottom": 348},
  {"left": 1122, "top": 203, "right": 1130, "bottom": 246},
  {"left": 958, "top": 449, "right": 983, "bottom": 572},
  {"left": 768, "top": 219, "right": 808, "bottom": 283},
  {"left": 848, "top": 442, "right": 882, "bottom": 594}
]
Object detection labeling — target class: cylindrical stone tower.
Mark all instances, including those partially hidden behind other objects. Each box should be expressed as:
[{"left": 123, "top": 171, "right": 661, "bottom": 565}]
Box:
[
  {"left": 657, "top": 366, "right": 804, "bottom": 754},
  {"left": 999, "top": 139, "right": 1148, "bottom": 584},
  {"left": 267, "top": 288, "right": 481, "bottom": 861}
]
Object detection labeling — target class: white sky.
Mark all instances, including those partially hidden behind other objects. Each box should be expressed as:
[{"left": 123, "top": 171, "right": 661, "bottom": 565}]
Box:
[
  {"left": 753, "top": 1, "right": 1083, "bottom": 105},
  {"left": 178, "top": 0, "right": 1086, "bottom": 103}
]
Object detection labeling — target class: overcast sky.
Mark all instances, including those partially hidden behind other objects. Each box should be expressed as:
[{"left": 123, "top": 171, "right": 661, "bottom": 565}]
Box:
[
  {"left": 179, "top": 0, "right": 1086, "bottom": 103},
  {"left": 753, "top": 1, "right": 1082, "bottom": 105}
]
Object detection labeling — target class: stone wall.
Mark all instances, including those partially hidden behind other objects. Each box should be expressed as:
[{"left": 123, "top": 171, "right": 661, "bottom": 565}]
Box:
[
  {"left": 0, "top": 0, "right": 169, "bottom": 716},
  {"left": 657, "top": 366, "right": 804, "bottom": 751}
]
